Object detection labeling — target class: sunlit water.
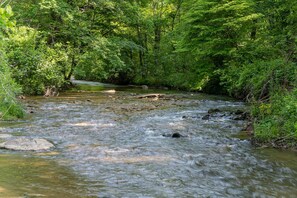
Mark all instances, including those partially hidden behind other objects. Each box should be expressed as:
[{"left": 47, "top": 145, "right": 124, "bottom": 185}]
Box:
[{"left": 1, "top": 82, "right": 297, "bottom": 197}]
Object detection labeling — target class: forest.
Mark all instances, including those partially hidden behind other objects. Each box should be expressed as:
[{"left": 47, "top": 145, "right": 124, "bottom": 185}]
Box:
[{"left": 1, "top": 0, "right": 297, "bottom": 147}]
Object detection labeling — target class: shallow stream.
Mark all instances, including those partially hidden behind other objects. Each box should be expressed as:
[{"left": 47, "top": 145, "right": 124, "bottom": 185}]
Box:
[{"left": 1, "top": 81, "right": 297, "bottom": 197}]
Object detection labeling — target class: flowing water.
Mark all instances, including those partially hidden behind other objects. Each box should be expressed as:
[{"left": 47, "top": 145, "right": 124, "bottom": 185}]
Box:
[{"left": 1, "top": 81, "right": 297, "bottom": 197}]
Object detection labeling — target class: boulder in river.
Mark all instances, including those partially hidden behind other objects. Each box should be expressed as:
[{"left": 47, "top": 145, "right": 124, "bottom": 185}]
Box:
[
  {"left": 202, "top": 114, "right": 210, "bottom": 120},
  {"left": 162, "top": 132, "right": 185, "bottom": 138},
  {"left": 0, "top": 137, "right": 54, "bottom": 151},
  {"left": 172, "top": 132, "right": 182, "bottom": 138},
  {"left": 142, "top": 85, "right": 149, "bottom": 90},
  {"left": 0, "top": 134, "right": 13, "bottom": 139}
]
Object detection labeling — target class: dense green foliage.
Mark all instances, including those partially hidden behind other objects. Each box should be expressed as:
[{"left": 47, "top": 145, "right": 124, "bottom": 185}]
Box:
[
  {"left": 253, "top": 89, "right": 297, "bottom": 142},
  {"left": 7, "top": 27, "right": 68, "bottom": 94},
  {"left": 1, "top": 0, "right": 297, "bottom": 144},
  {"left": 0, "top": 4, "right": 24, "bottom": 119}
]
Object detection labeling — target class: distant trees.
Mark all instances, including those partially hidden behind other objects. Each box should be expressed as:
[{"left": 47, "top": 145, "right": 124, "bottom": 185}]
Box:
[
  {"left": 3, "top": 0, "right": 297, "bottom": 95},
  {"left": 180, "top": 0, "right": 261, "bottom": 92}
]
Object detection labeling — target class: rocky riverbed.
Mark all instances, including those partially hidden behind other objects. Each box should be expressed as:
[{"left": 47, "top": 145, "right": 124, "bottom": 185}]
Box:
[{"left": 1, "top": 82, "right": 297, "bottom": 197}]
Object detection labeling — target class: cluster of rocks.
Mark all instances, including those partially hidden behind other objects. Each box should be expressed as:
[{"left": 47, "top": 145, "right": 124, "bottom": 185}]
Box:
[
  {"left": 203, "top": 108, "right": 250, "bottom": 121},
  {"left": 182, "top": 108, "right": 250, "bottom": 121},
  {"left": 182, "top": 108, "right": 253, "bottom": 138}
]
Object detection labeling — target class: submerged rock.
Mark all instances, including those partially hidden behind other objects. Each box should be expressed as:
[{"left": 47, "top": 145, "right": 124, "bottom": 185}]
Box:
[
  {"left": 0, "top": 137, "right": 54, "bottom": 151},
  {"left": 207, "top": 108, "right": 221, "bottom": 114}
]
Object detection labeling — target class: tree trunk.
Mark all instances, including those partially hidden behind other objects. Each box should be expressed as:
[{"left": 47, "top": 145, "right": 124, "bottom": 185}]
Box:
[{"left": 137, "top": 24, "right": 145, "bottom": 78}]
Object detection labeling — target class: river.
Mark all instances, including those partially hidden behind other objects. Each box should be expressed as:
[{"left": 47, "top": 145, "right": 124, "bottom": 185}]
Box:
[{"left": 1, "top": 81, "right": 297, "bottom": 197}]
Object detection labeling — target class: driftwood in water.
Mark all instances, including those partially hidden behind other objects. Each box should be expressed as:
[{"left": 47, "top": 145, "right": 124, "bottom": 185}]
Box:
[
  {"left": 136, "top": 94, "right": 165, "bottom": 99},
  {"left": 44, "top": 86, "right": 59, "bottom": 97}
]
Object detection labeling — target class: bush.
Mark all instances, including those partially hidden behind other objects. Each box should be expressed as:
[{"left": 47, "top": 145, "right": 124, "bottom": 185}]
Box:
[
  {"left": 7, "top": 27, "right": 66, "bottom": 95},
  {"left": 0, "top": 5, "right": 24, "bottom": 120},
  {"left": 74, "top": 37, "right": 126, "bottom": 82},
  {"left": 0, "top": 48, "right": 24, "bottom": 120},
  {"left": 220, "top": 57, "right": 297, "bottom": 145},
  {"left": 253, "top": 89, "right": 297, "bottom": 141},
  {"left": 220, "top": 59, "right": 297, "bottom": 100}
]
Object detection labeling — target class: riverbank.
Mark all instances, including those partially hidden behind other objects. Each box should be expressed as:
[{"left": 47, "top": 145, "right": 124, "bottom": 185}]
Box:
[{"left": 251, "top": 138, "right": 297, "bottom": 151}]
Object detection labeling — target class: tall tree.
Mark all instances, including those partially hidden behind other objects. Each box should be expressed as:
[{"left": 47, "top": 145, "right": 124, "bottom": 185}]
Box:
[
  {"left": 179, "top": 0, "right": 260, "bottom": 91},
  {"left": 183, "top": 0, "right": 259, "bottom": 67}
]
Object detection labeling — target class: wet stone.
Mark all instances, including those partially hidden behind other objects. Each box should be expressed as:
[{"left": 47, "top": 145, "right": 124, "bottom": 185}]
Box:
[
  {"left": 172, "top": 132, "right": 182, "bottom": 138},
  {"left": 162, "top": 132, "right": 185, "bottom": 138},
  {"left": 0, "top": 134, "right": 13, "bottom": 139},
  {"left": 226, "top": 188, "right": 242, "bottom": 196},
  {"left": 142, "top": 85, "right": 149, "bottom": 90},
  {"left": 232, "top": 112, "right": 248, "bottom": 120},
  {"left": 202, "top": 114, "right": 210, "bottom": 120},
  {"left": 234, "top": 109, "right": 244, "bottom": 115},
  {"left": 0, "top": 137, "right": 54, "bottom": 151},
  {"left": 208, "top": 108, "right": 221, "bottom": 114}
]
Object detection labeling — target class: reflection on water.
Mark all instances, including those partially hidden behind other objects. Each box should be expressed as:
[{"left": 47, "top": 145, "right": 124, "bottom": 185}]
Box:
[
  {"left": 0, "top": 82, "right": 297, "bottom": 197},
  {"left": 0, "top": 154, "right": 94, "bottom": 197}
]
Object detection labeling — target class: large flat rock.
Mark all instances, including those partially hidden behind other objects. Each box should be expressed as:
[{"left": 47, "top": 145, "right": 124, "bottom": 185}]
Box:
[
  {"left": 0, "top": 134, "right": 13, "bottom": 139},
  {"left": 0, "top": 137, "right": 54, "bottom": 151}
]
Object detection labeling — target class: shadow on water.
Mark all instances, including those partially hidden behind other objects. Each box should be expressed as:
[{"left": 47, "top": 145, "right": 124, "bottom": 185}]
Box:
[{"left": 1, "top": 80, "right": 297, "bottom": 197}]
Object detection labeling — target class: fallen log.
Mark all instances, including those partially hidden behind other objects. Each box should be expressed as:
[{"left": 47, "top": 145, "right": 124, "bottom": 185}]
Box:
[{"left": 136, "top": 94, "right": 165, "bottom": 99}]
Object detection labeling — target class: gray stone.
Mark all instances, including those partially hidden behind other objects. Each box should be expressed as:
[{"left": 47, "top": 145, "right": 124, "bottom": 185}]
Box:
[
  {"left": 0, "top": 134, "right": 13, "bottom": 139},
  {"left": 0, "top": 137, "right": 54, "bottom": 151},
  {"left": 202, "top": 114, "right": 210, "bottom": 120},
  {"left": 141, "top": 85, "right": 149, "bottom": 90}
]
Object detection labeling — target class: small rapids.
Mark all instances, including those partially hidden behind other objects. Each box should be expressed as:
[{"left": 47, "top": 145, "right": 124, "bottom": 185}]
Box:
[{"left": 1, "top": 82, "right": 297, "bottom": 197}]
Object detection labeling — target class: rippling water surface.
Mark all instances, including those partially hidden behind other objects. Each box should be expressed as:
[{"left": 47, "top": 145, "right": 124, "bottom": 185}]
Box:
[{"left": 1, "top": 81, "right": 297, "bottom": 197}]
